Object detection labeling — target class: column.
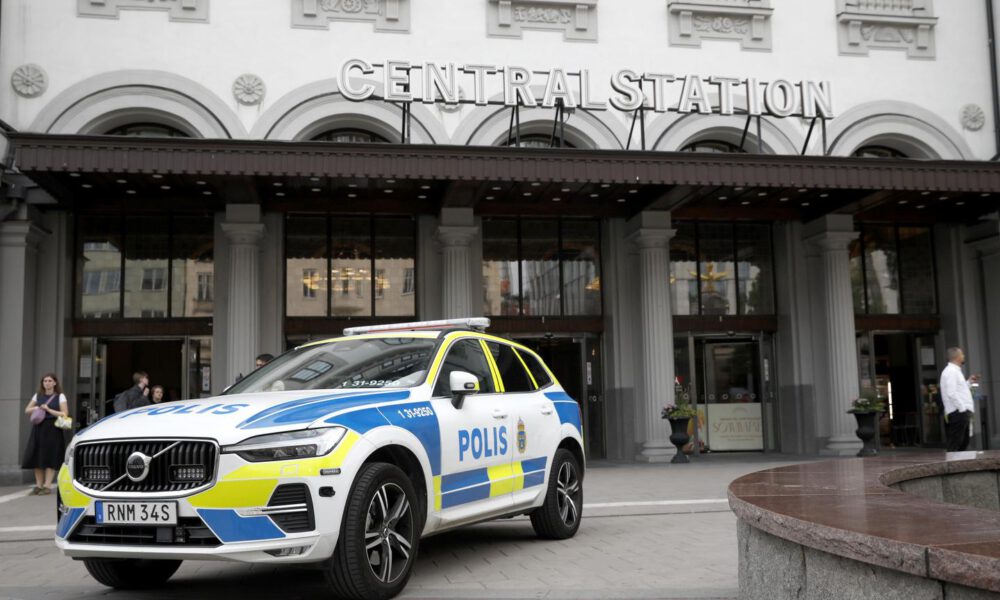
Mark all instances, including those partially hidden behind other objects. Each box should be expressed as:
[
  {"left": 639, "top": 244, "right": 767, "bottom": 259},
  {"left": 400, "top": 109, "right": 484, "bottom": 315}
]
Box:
[
  {"left": 627, "top": 216, "right": 677, "bottom": 462},
  {"left": 0, "top": 217, "right": 46, "bottom": 482},
  {"left": 222, "top": 206, "right": 265, "bottom": 382},
  {"left": 807, "top": 228, "right": 862, "bottom": 455},
  {"left": 436, "top": 208, "right": 478, "bottom": 320}
]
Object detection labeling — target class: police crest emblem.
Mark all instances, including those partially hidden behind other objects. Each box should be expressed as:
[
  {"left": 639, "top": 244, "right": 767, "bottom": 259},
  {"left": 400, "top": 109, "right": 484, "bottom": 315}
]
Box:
[{"left": 517, "top": 418, "right": 526, "bottom": 453}]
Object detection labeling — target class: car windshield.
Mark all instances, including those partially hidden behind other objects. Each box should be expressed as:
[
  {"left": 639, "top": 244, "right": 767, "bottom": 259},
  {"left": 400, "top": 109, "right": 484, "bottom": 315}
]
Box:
[{"left": 224, "top": 337, "right": 438, "bottom": 394}]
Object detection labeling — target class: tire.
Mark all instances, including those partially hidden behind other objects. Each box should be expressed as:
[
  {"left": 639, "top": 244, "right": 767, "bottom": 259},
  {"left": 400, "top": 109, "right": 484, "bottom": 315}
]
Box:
[
  {"left": 326, "top": 462, "right": 421, "bottom": 600},
  {"left": 83, "top": 558, "right": 182, "bottom": 589},
  {"left": 530, "top": 448, "right": 583, "bottom": 540}
]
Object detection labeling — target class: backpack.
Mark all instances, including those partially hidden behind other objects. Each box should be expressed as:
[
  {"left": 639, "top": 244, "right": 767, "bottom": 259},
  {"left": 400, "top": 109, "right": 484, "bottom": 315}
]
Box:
[{"left": 112, "top": 390, "right": 129, "bottom": 414}]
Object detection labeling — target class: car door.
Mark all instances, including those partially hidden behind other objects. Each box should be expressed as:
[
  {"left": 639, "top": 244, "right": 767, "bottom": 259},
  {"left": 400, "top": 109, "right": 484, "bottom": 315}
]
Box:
[
  {"left": 431, "top": 337, "right": 513, "bottom": 522},
  {"left": 484, "top": 342, "right": 561, "bottom": 510}
]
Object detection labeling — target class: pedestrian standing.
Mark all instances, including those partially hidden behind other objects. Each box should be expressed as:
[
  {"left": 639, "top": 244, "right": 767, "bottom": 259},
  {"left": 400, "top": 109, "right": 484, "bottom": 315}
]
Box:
[
  {"left": 150, "top": 385, "right": 165, "bottom": 404},
  {"left": 113, "top": 371, "right": 150, "bottom": 413},
  {"left": 21, "top": 373, "right": 69, "bottom": 495},
  {"left": 940, "top": 347, "right": 979, "bottom": 452},
  {"left": 255, "top": 353, "right": 274, "bottom": 369}
]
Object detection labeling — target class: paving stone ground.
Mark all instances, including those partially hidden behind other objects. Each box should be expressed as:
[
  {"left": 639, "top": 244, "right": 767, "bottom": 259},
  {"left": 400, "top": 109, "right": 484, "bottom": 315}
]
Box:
[{"left": 0, "top": 454, "right": 818, "bottom": 600}]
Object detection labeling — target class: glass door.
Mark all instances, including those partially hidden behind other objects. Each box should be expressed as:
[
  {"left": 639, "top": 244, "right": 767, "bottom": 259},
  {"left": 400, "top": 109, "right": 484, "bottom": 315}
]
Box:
[{"left": 75, "top": 338, "right": 108, "bottom": 426}]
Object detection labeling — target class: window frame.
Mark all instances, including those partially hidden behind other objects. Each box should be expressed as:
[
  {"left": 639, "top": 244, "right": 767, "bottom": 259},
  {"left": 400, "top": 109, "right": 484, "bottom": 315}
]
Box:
[
  {"left": 853, "top": 223, "right": 938, "bottom": 316},
  {"left": 431, "top": 338, "right": 499, "bottom": 398}
]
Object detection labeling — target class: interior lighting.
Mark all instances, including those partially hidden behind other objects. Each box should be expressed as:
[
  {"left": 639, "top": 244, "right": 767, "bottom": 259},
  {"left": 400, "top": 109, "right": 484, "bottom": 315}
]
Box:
[
  {"left": 202, "top": 191, "right": 212, "bottom": 196},
  {"left": 819, "top": 193, "right": 828, "bottom": 198},
  {"left": 69, "top": 173, "right": 80, "bottom": 178},
  {"left": 617, "top": 198, "right": 626, "bottom": 203},
  {"left": 273, "top": 182, "right": 283, "bottom": 187},
  {"left": 741, "top": 201, "right": 750, "bottom": 205},
  {"left": 196, "top": 180, "right": 207, "bottom": 185},
  {"left": 523, "top": 192, "right": 532, "bottom": 196},
  {"left": 561, "top": 188, "right": 571, "bottom": 192},
  {"left": 81, "top": 184, "right": 92, "bottom": 189},
  {"left": 921, "top": 191, "right": 930, "bottom": 196},
  {"left": 348, "top": 193, "right": 357, "bottom": 198},
  {"left": 797, "top": 188, "right": 807, "bottom": 193},
  {"left": 898, "top": 200, "right": 908, "bottom": 205},
  {"left": 590, "top": 193, "right": 599, "bottom": 198},
  {"left": 734, "top": 187, "right": 744, "bottom": 191},
  {"left": 115, "top": 179, "right": 127, "bottom": 184},
  {"left": 384, "top": 189, "right": 394, "bottom": 194},
  {"left": 531, "top": 182, "right": 541, "bottom": 187},
  {"left": 757, "top": 192, "right": 767, "bottom": 197},
  {"left": 887, "top": 381, "right": 894, "bottom": 421},
  {"left": 417, "top": 195, "right": 427, "bottom": 199},
  {"left": 938, "top": 196, "right": 948, "bottom": 201},
  {"left": 600, "top": 183, "right": 610, "bottom": 188},
  {"left": 347, "top": 183, "right": 357, "bottom": 188},
  {"left": 779, "top": 197, "right": 789, "bottom": 202},
  {"left": 552, "top": 197, "right": 561, "bottom": 202},
  {"left": 629, "top": 189, "right": 638, "bottom": 194},
  {"left": 801, "top": 202, "right": 810, "bottom": 206},
  {"left": 981, "top": 193, "right": 990, "bottom": 197},
  {"left": 152, "top": 174, "right": 163, "bottom": 179},
  {"left": 126, "top": 190, "right": 136, "bottom": 195},
  {"left": 420, "top": 185, "right": 431, "bottom": 190},
  {"left": 312, "top": 188, "right": 321, "bottom": 192},
  {"left": 160, "top": 185, "right": 171, "bottom": 190},
  {"left": 485, "top": 196, "right": 494, "bottom": 200},
  {"left": 956, "top": 201, "right": 965, "bottom": 206},
  {"left": 386, "top": 179, "right": 396, "bottom": 184},
  {"left": 917, "top": 204, "right": 926, "bottom": 209},
  {"left": 276, "top": 192, "right": 285, "bottom": 197},
  {"left": 718, "top": 196, "right": 728, "bottom": 200}
]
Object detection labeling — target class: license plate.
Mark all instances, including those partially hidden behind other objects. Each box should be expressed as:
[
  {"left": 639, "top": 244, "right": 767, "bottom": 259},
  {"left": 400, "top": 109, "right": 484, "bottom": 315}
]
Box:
[{"left": 95, "top": 501, "right": 177, "bottom": 525}]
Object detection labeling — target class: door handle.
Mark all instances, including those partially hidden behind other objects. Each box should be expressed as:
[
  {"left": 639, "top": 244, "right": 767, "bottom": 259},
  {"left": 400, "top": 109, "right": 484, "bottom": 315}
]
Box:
[
  {"left": 492, "top": 409, "right": 508, "bottom": 419},
  {"left": 540, "top": 406, "right": 554, "bottom": 415}
]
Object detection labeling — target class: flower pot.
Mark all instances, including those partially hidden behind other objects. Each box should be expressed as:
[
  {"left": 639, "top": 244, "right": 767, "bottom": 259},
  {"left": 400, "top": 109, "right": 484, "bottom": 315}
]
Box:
[
  {"left": 851, "top": 411, "right": 879, "bottom": 457},
  {"left": 667, "top": 416, "right": 691, "bottom": 464}
]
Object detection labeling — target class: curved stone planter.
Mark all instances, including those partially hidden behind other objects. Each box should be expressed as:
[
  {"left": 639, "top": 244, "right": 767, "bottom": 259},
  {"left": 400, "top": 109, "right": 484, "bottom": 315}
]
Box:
[{"left": 729, "top": 452, "right": 1000, "bottom": 599}]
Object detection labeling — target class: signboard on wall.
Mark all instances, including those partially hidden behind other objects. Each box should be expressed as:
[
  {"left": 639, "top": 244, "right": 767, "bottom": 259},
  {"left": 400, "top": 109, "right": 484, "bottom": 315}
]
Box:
[{"left": 706, "top": 403, "right": 763, "bottom": 451}]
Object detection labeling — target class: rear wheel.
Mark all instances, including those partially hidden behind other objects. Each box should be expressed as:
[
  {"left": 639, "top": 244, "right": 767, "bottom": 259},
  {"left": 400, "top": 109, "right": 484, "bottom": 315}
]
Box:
[
  {"left": 326, "top": 462, "right": 421, "bottom": 600},
  {"left": 83, "top": 558, "right": 182, "bottom": 589},
  {"left": 530, "top": 449, "right": 583, "bottom": 540}
]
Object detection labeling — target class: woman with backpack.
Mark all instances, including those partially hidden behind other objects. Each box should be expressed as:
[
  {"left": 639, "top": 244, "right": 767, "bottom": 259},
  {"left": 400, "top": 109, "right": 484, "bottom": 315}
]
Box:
[{"left": 21, "top": 373, "right": 69, "bottom": 495}]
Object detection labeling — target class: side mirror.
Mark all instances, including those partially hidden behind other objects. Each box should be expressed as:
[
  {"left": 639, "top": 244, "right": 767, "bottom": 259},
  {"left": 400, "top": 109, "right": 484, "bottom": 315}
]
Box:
[{"left": 449, "top": 371, "right": 480, "bottom": 409}]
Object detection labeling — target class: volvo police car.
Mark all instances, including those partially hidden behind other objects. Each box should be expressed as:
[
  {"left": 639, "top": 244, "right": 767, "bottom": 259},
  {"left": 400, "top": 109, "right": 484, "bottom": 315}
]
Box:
[{"left": 56, "top": 318, "right": 584, "bottom": 599}]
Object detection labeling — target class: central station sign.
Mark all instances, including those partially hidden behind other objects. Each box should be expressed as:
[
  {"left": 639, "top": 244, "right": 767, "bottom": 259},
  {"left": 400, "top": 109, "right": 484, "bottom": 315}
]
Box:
[{"left": 340, "top": 59, "right": 834, "bottom": 119}]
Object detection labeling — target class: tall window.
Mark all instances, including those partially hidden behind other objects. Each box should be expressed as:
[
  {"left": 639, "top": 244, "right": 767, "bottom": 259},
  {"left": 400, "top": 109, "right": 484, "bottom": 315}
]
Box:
[
  {"left": 850, "top": 224, "right": 936, "bottom": 315},
  {"left": 76, "top": 214, "right": 213, "bottom": 319},
  {"left": 853, "top": 146, "right": 907, "bottom": 159},
  {"left": 482, "top": 218, "right": 601, "bottom": 317},
  {"left": 670, "top": 222, "right": 775, "bottom": 316},
  {"left": 284, "top": 215, "right": 417, "bottom": 318}
]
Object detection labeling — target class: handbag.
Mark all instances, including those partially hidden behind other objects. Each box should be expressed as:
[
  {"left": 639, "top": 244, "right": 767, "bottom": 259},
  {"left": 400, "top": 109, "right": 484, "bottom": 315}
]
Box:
[
  {"left": 29, "top": 407, "right": 45, "bottom": 425},
  {"left": 55, "top": 415, "right": 73, "bottom": 430}
]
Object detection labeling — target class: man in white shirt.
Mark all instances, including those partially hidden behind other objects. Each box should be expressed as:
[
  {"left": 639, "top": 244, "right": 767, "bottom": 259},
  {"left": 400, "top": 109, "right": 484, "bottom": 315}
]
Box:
[{"left": 939, "top": 347, "right": 980, "bottom": 451}]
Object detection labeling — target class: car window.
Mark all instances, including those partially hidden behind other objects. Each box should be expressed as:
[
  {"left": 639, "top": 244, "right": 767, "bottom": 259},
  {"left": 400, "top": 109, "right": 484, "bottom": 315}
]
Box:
[
  {"left": 485, "top": 342, "right": 535, "bottom": 393},
  {"left": 516, "top": 349, "right": 553, "bottom": 388},
  {"left": 433, "top": 339, "right": 497, "bottom": 397}
]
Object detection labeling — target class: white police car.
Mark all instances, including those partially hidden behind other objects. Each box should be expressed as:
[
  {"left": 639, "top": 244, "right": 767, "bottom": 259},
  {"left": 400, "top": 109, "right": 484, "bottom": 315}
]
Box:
[{"left": 56, "top": 318, "right": 584, "bottom": 599}]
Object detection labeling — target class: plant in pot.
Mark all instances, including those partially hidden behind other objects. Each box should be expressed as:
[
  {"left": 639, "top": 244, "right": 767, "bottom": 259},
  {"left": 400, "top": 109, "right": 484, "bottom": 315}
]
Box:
[
  {"left": 661, "top": 402, "right": 698, "bottom": 464},
  {"left": 847, "top": 394, "right": 886, "bottom": 457}
]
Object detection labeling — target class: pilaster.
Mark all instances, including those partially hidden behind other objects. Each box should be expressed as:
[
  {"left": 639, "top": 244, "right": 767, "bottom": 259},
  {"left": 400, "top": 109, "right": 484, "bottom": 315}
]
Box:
[
  {"left": 437, "top": 225, "right": 478, "bottom": 319},
  {"left": 221, "top": 206, "right": 265, "bottom": 383}
]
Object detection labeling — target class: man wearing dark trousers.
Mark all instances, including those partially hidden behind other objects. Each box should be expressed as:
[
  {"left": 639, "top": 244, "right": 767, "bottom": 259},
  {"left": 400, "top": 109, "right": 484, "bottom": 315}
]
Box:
[{"left": 939, "top": 347, "right": 979, "bottom": 451}]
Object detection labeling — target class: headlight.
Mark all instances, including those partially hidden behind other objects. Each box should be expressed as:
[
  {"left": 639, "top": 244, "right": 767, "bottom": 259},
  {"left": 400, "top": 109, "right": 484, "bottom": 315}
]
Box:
[
  {"left": 64, "top": 442, "right": 76, "bottom": 475},
  {"left": 221, "top": 427, "right": 347, "bottom": 462}
]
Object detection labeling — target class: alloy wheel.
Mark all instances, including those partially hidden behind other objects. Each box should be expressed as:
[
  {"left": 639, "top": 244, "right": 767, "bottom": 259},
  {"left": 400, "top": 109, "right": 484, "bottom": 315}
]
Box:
[
  {"left": 555, "top": 461, "right": 580, "bottom": 527},
  {"left": 364, "top": 482, "right": 414, "bottom": 584}
]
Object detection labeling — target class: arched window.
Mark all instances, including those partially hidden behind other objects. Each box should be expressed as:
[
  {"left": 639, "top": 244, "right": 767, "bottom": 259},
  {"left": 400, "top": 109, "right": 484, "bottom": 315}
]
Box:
[
  {"left": 853, "top": 145, "right": 907, "bottom": 159},
  {"left": 311, "top": 129, "right": 390, "bottom": 143},
  {"left": 501, "top": 134, "right": 576, "bottom": 149},
  {"left": 681, "top": 140, "right": 746, "bottom": 154},
  {"left": 105, "top": 123, "right": 190, "bottom": 138}
]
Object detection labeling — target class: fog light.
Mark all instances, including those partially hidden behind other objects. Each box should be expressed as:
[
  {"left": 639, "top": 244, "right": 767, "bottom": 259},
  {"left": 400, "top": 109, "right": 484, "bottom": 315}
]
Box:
[
  {"left": 84, "top": 467, "right": 111, "bottom": 482},
  {"left": 265, "top": 545, "right": 309, "bottom": 557},
  {"left": 170, "top": 465, "right": 206, "bottom": 481}
]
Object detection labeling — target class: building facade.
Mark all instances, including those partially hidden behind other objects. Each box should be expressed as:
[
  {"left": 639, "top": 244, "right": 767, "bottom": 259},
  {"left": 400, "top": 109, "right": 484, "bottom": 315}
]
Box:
[{"left": 3, "top": 0, "right": 1000, "bottom": 481}]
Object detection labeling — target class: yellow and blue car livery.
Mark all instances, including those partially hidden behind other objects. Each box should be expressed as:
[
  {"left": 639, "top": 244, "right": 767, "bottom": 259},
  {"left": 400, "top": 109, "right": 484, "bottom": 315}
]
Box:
[{"left": 55, "top": 328, "right": 585, "bottom": 566}]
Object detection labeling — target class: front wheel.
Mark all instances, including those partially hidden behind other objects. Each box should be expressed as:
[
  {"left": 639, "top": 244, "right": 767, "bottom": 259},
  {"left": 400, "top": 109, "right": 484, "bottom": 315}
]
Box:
[
  {"left": 83, "top": 558, "right": 182, "bottom": 589},
  {"left": 530, "top": 448, "right": 583, "bottom": 539},
  {"left": 326, "top": 462, "right": 421, "bottom": 600}
]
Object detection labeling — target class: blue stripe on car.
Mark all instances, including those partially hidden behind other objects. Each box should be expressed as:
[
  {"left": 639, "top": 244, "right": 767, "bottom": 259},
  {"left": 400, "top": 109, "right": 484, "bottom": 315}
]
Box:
[
  {"left": 441, "top": 482, "right": 491, "bottom": 509},
  {"left": 237, "top": 393, "right": 356, "bottom": 428},
  {"left": 380, "top": 402, "right": 442, "bottom": 476},
  {"left": 56, "top": 508, "right": 85, "bottom": 538},
  {"left": 325, "top": 407, "right": 390, "bottom": 434},
  {"left": 553, "top": 401, "right": 582, "bottom": 432},
  {"left": 544, "top": 391, "right": 573, "bottom": 402},
  {"left": 524, "top": 471, "right": 546, "bottom": 488},
  {"left": 441, "top": 467, "right": 490, "bottom": 493},
  {"left": 196, "top": 509, "right": 286, "bottom": 543},
  {"left": 521, "top": 456, "right": 547, "bottom": 473},
  {"left": 240, "top": 390, "right": 411, "bottom": 429}
]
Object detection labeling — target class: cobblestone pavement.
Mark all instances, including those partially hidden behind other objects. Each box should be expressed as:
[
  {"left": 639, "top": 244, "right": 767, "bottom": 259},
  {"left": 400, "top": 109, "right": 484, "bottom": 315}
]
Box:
[{"left": 0, "top": 455, "right": 816, "bottom": 600}]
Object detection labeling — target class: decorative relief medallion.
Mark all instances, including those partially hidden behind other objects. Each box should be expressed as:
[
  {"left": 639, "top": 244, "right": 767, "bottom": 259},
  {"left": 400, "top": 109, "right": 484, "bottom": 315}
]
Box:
[
  {"left": 836, "top": 0, "right": 936, "bottom": 59},
  {"left": 11, "top": 64, "right": 47, "bottom": 98},
  {"left": 961, "top": 104, "right": 985, "bottom": 132},
  {"left": 77, "top": 0, "right": 210, "bottom": 23},
  {"left": 232, "top": 74, "right": 266, "bottom": 106},
  {"left": 293, "top": 0, "right": 409, "bottom": 33},
  {"left": 487, "top": 0, "right": 598, "bottom": 42},
  {"left": 667, "top": 0, "right": 773, "bottom": 51}
]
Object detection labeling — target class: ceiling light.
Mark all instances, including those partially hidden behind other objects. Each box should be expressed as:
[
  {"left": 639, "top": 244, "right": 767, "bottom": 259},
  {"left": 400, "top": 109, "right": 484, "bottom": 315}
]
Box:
[
  {"left": 275, "top": 192, "right": 285, "bottom": 197},
  {"left": 956, "top": 201, "right": 965, "bottom": 206},
  {"left": 348, "top": 183, "right": 357, "bottom": 188},
  {"left": 523, "top": 192, "right": 531, "bottom": 196},
  {"left": 779, "top": 197, "right": 789, "bottom": 202},
  {"left": 115, "top": 179, "right": 127, "bottom": 184},
  {"left": 629, "top": 189, "right": 638, "bottom": 194},
  {"left": 485, "top": 195, "right": 494, "bottom": 200},
  {"left": 734, "top": 187, "right": 744, "bottom": 191},
  {"left": 561, "top": 188, "right": 571, "bottom": 192},
  {"left": 531, "top": 182, "right": 541, "bottom": 187},
  {"left": 273, "top": 182, "right": 283, "bottom": 187},
  {"left": 938, "top": 196, "right": 948, "bottom": 201},
  {"left": 418, "top": 194, "right": 427, "bottom": 199},
  {"left": 757, "top": 192, "right": 767, "bottom": 197},
  {"left": 81, "top": 183, "right": 92, "bottom": 189},
  {"left": 590, "top": 193, "right": 599, "bottom": 198},
  {"left": 917, "top": 204, "right": 926, "bottom": 209},
  {"left": 69, "top": 173, "right": 80, "bottom": 178},
  {"left": 600, "top": 183, "right": 610, "bottom": 188},
  {"left": 196, "top": 180, "right": 207, "bottom": 185},
  {"left": 921, "top": 191, "right": 930, "bottom": 196},
  {"left": 898, "top": 200, "right": 908, "bottom": 205},
  {"left": 718, "top": 196, "right": 728, "bottom": 200},
  {"left": 385, "top": 179, "right": 395, "bottom": 184},
  {"left": 741, "top": 201, "right": 750, "bottom": 205},
  {"left": 492, "top": 186, "right": 502, "bottom": 191},
  {"left": 819, "top": 193, "right": 828, "bottom": 198},
  {"left": 348, "top": 193, "right": 357, "bottom": 198},
  {"left": 981, "top": 193, "right": 990, "bottom": 198},
  {"left": 420, "top": 185, "right": 430, "bottom": 190},
  {"left": 797, "top": 188, "right": 807, "bottom": 193},
  {"left": 160, "top": 185, "right": 171, "bottom": 190},
  {"left": 801, "top": 202, "right": 810, "bottom": 206},
  {"left": 202, "top": 190, "right": 212, "bottom": 196},
  {"left": 312, "top": 188, "right": 321, "bottom": 192},
  {"left": 310, "top": 177, "right": 320, "bottom": 182},
  {"left": 152, "top": 174, "right": 163, "bottom": 179},
  {"left": 552, "top": 197, "right": 561, "bottom": 202},
  {"left": 617, "top": 198, "right": 626, "bottom": 203},
  {"left": 384, "top": 189, "right": 393, "bottom": 194},
  {"left": 126, "top": 190, "right": 136, "bottom": 195}
]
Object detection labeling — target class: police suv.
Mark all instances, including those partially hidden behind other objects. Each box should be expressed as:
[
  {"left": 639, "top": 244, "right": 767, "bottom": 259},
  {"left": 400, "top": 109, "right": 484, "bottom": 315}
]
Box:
[{"left": 56, "top": 319, "right": 584, "bottom": 599}]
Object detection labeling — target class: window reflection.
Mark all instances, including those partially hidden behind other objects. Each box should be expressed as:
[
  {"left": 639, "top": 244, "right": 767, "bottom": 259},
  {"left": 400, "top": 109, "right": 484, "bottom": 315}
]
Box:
[
  {"left": 172, "top": 216, "right": 214, "bottom": 317},
  {"left": 898, "top": 227, "right": 936, "bottom": 314},
  {"left": 736, "top": 224, "right": 774, "bottom": 315},
  {"left": 78, "top": 217, "right": 122, "bottom": 319},
  {"left": 483, "top": 219, "right": 521, "bottom": 316},
  {"left": 521, "top": 220, "right": 561, "bottom": 316},
  {"left": 670, "top": 223, "right": 698, "bottom": 316},
  {"left": 561, "top": 220, "right": 601, "bottom": 316},
  {"left": 374, "top": 218, "right": 416, "bottom": 317},
  {"left": 124, "top": 216, "right": 169, "bottom": 318},
  {"left": 331, "top": 217, "right": 371, "bottom": 317},
  {"left": 852, "top": 224, "right": 936, "bottom": 315},
  {"left": 285, "top": 216, "right": 327, "bottom": 317},
  {"left": 698, "top": 223, "right": 736, "bottom": 316},
  {"left": 863, "top": 226, "right": 900, "bottom": 314}
]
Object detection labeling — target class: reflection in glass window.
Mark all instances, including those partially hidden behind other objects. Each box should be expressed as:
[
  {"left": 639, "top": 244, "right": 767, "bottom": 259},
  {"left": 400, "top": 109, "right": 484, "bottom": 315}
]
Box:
[
  {"left": 853, "top": 146, "right": 907, "bottom": 159},
  {"left": 681, "top": 140, "right": 746, "bottom": 154},
  {"left": 736, "top": 224, "right": 774, "bottom": 315},
  {"left": 698, "top": 222, "right": 736, "bottom": 316},
  {"left": 561, "top": 220, "right": 601, "bottom": 316},
  {"left": 516, "top": 349, "right": 552, "bottom": 388},
  {"left": 172, "top": 215, "right": 214, "bottom": 317},
  {"left": 332, "top": 217, "right": 371, "bottom": 317},
  {"left": 196, "top": 273, "right": 213, "bottom": 302},
  {"left": 863, "top": 226, "right": 900, "bottom": 314},
  {"left": 375, "top": 217, "right": 416, "bottom": 316},
  {"left": 485, "top": 342, "right": 535, "bottom": 392},
  {"left": 403, "top": 268, "right": 415, "bottom": 295},
  {"left": 77, "top": 216, "right": 122, "bottom": 318},
  {"left": 285, "top": 216, "right": 327, "bottom": 317},
  {"left": 124, "top": 216, "right": 168, "bottom": 318},
  {"left": 521, "top": 220, "right": 561, "bottom": 316},
  {"left": 898, "top": 227, "right": 936, "bottom": 314},
  {"left": 433, "top": 339, "right": 497, "bottom": 397},
  {"left": 852, "top": 224, "right": 936, "bottom": 315},
  {"left": 670, "top": 223, "right": 698, "bottom": 316},
  {"left": 849, "top": 236, "right": 867, "bottom": 314},
  {"left": 482, "top": 219, "right": 521, "bottom": 316}
]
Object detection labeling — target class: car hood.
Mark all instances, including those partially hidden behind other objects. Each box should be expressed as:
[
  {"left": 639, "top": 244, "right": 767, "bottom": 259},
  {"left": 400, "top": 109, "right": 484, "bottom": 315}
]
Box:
[{"left": 74, "top": 388, "right": 414, "bottom": 445}]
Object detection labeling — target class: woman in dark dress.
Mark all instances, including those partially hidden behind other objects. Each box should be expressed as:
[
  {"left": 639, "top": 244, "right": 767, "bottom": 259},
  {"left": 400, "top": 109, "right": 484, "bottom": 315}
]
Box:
[{"left": 21, "top": 373, "right": 69, "bottom": 495}]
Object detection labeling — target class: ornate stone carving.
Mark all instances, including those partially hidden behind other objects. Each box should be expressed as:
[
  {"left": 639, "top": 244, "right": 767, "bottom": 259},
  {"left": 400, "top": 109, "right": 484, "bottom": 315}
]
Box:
[
  {"left": 292, "top": 0, "right": 409, "bottom": 33},
  {"left": 961, "top": 104, "right": 985, "bottom": 132},
  {"left": 667, "top": 0, "right": 772, "bottom": 51},
  {"left": 11, "top": 64, "right": 47, "bottom": 98},
  {"left": 487, "top": 0, "right": 598, "bottom": 42},
  {"left": 233, "top": 74, "right": 266, "bottom": 106},
  {"left": 836, "top": 0, "right": 936, "bottom": 59},
  {"left": 77, "top": 0, "right": 209, "bottom": 23}
]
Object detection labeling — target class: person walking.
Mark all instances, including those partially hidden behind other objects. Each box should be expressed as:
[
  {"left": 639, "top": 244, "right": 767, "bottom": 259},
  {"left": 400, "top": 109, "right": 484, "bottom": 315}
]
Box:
[
  {"left": 113, "top": 371, "right": 150, "bottom": 413},
  {"left": 940, "top": 347, "right": 979, "bottom": 452},
  {"left": 21, "top": 373, "right": 69, "bottom": 495}
]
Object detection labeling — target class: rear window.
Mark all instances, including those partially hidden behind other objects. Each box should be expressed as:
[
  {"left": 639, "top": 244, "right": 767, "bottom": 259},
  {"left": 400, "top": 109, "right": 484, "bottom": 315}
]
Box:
[{"left": 515, "top": 349, "right": 552, "bottom": 388}]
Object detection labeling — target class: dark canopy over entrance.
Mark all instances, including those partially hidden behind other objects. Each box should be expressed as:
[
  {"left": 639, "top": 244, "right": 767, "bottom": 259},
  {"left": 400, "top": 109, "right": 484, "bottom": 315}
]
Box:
[{"left": 8, "top": 133, "right": 1000, "bottom": 222}]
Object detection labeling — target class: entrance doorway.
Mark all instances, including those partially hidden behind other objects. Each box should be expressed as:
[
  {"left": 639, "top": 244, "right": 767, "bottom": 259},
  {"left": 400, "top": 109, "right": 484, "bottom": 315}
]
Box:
[
  {"left": 857, "top": 332, "right": 942, "bottom": 447},
  {"left": 73, "top": 337, "right": 213, "bottom": 426},
  {"left": 674, "top": 334, "right": 777, "bottom": 452},
  {"left": 516, "top": 336, "right": 605, "bottom": 460}
]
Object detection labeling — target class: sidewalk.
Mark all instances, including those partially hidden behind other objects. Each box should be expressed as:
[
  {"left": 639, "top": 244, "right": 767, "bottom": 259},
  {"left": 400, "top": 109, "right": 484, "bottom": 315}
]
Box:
[{"left": 0, "top": 454, "right": 816, "bottom": 600}]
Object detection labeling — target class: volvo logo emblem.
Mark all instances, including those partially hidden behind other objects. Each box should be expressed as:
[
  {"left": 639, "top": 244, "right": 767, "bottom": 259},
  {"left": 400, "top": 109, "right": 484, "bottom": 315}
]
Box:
[{"left": 125, "top": 452, "right": 151, "bottom": 482}]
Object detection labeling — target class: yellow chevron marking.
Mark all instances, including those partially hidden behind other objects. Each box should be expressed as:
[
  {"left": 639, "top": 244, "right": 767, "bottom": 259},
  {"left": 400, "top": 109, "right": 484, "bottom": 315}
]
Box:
[
  {"left": 58, "top": 466, "right": 91, "bottom": 508},
  {"left": 433, "top": 475, "right": 442, "bottom": 511},
  {"left": 187, "top": 479, "right": 279, "bottom": 508},
  {"left": 487, "top": 461, "right": 526, "bottom": 497}
]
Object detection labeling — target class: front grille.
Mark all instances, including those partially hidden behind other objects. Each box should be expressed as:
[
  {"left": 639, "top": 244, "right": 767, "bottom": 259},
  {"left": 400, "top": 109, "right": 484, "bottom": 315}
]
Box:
[
  {"left": 68, "top": 516, "right": 221, "bottom": 547},
  {"left": 75, "top": 440, "right": 217, "bottom": 493},
  {"left": 268, "top": 484, "right": 314, "bottom": 533}
]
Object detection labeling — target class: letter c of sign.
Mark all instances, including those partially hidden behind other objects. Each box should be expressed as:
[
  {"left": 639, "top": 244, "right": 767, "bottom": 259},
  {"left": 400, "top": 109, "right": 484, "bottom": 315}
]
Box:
[{"left": 341, "top": 59, "right": 376, "bottom": 102}]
